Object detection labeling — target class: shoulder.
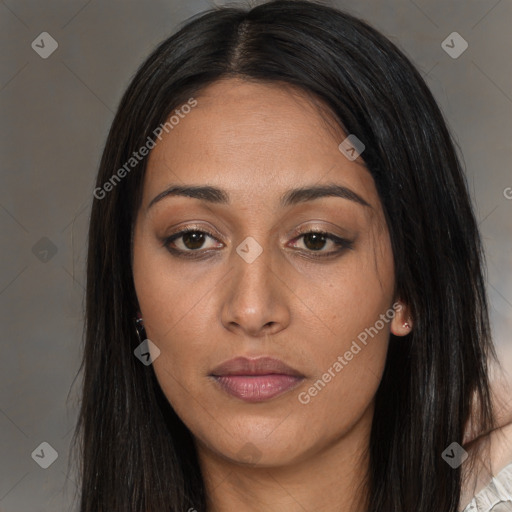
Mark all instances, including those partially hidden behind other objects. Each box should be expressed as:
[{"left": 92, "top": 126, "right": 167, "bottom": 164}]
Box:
[{"left": 459, "top": 380, "right": 512, "bottom": 511}]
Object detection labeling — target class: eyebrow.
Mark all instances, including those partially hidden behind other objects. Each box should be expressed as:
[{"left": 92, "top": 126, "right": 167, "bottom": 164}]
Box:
[{"left": 147, "top": 183, "right": 371, "bottom": 211}]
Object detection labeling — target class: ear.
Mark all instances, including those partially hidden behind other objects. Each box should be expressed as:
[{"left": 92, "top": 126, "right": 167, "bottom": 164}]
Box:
[{"left": 390, "top": 300, "right": 413, "bottom": 336}]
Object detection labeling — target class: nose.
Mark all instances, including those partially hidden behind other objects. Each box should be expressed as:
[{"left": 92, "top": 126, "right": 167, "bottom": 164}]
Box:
[{"left": 220, "top": 241, "right": 291, "bottom": 338}]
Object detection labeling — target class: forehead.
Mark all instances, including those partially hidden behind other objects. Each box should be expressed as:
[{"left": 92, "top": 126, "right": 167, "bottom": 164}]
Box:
[{"left": 143, "top": 78, "right": 378, "bottom": 211}]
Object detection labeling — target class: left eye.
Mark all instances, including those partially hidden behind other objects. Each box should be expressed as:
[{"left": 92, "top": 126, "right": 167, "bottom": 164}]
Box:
[{"left": 289, "top": 231, "right": 353, "bottom": 254}]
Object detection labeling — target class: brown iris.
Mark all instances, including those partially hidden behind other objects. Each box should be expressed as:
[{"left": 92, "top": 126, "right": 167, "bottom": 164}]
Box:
[
  {"left": 182, "top": 231, "right": 206, "bottom": 250},
  {"left": 302, "top": 233, "right": 327, "bottom": 251}
]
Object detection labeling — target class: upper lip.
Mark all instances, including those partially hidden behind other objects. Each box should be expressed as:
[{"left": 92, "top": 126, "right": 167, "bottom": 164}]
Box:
[{"left": 210, "top": 356, "right": 304, "bottom": 377}]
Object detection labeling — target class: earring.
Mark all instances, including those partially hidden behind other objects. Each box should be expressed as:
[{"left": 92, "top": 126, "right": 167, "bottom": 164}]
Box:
[
  {"left": 134, "top": 313, "right": 146, "bottom": 343},
  {"left": 403, "top": 319, "right": 412, "bottom": 330}
]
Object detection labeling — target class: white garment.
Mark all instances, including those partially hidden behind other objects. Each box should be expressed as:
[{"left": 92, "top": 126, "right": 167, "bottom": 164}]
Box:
[{"left": 462, "top": 462, "right": 512, "bottom": 511}]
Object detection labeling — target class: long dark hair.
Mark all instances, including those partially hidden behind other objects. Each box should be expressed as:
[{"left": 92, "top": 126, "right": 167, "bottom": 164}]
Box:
[{"left": 72, "top": 1, "right": 498, "bottom": 510}]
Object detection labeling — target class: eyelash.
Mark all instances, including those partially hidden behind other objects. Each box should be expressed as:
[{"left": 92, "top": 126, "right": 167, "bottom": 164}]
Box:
[{"left": 162, "top": 226, "right": 354, "bottom": 260}]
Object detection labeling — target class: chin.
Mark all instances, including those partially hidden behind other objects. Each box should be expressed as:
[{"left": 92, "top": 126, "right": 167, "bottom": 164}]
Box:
[{"left": 198, "top": 425, "right": 311, "bottom": 467}]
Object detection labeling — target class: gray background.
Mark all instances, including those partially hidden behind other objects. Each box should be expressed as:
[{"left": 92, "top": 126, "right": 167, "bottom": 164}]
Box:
[{"left": 1, "top": 0, "right": 511, "bottom": 510}]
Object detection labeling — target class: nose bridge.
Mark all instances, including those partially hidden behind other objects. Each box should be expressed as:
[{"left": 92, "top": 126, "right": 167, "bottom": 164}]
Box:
[
  {"left": 231, "top": 235, "right": 276, "bottom": 308},
  {"left": 221, "top": 234, "right": 290, "bottom": 336}
]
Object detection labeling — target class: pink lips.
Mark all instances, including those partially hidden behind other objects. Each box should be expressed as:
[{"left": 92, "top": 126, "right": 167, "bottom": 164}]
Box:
[{"left": 210, "top": 356, "right": 305, "bottom": 402}]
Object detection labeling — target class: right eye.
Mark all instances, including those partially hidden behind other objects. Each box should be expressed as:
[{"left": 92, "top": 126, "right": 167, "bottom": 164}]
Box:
[{"left": 163, "top": 227, "right": 224, "bottom": 257}]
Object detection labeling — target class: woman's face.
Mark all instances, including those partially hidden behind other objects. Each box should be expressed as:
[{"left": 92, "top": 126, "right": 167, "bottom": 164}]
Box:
[{"left": 132, "top": 78, "right": 410, "bottom": 467}]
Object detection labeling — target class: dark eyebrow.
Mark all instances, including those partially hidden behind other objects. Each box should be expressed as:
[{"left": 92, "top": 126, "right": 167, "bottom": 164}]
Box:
[
  {"left": 147, "top": 183, "right": 371, "bottom": 211},
  {"left": 147, "top": 185, "right": 230, "bottom": 211},
  {"left": 280, "top": 183, "right": 371, "bottom": 208}
]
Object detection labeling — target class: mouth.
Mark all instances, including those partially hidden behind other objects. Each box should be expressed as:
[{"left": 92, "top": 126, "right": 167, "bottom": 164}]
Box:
[{"left": 209, "top": 356, "right": 305, "bottom": 402}]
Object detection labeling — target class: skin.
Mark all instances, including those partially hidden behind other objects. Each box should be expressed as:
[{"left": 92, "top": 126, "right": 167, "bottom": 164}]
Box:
[
  {"left": 460, "top": 380, "right": 512, "bottom": 510},
  {"left": 131, "top": 77, "right": 415, "bottom": 512}
]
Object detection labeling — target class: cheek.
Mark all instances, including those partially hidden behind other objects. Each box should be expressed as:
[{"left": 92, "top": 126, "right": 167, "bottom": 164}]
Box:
[
  {"left": 300, "top": 233, "right": 394, "bottom": 357},
  {"left": 298, "top": 290, "right": 391, "bottom": 428},
  {"left": 292, "top": 279, "right": 392, "bottom": 444},
  {"left": 132, "top": 235, "right": 216, "bottom": 343},
  {"left": 294, "top": 234, "right": 394, "bottom": 418},
  {"left": 132, "top": 240, "right": 220, "bottom": 407}
]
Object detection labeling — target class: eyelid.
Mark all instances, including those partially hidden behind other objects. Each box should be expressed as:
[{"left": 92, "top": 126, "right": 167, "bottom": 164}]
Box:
[
  {"left": 164, "top": 223, "right": 223, "bottom": 242},
  {"left": 162, "top": 225, "right": 354, "bottom": 261},
  {"left": 163, "top": 225, "right": 223, "bottom": 251},
  {"left": 285, "top": 220, "right": 353, "bottom": 240},
  {"left": 287, "top": 227, "right": 354, "bottom": 254}
]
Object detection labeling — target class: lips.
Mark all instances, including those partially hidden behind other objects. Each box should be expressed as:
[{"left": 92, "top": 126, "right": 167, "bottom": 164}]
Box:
[{"left": 210, "top": 356, "right": 305, "bottom": 402}]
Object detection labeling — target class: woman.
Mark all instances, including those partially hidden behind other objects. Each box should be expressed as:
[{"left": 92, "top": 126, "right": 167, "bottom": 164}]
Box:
[{"left": 74, "top": 1, "right": 512, "bottom": 510}]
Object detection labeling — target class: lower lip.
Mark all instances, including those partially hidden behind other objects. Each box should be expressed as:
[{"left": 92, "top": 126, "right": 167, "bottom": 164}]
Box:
[{"left": 212, "top": 374, "right": 304, "bottom": 402}]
